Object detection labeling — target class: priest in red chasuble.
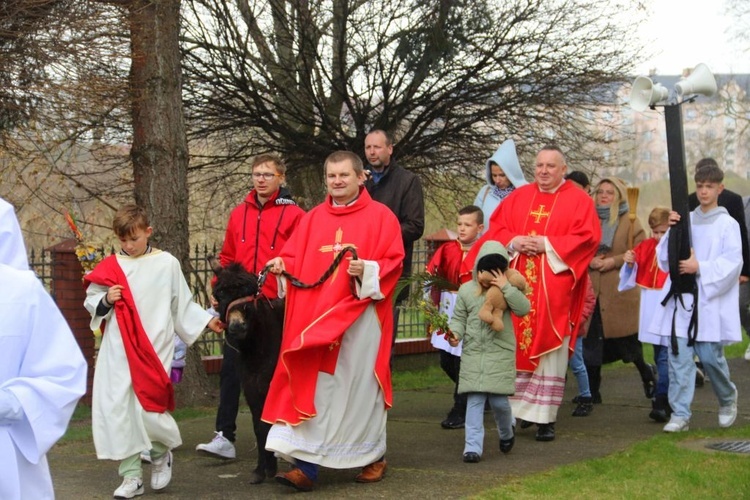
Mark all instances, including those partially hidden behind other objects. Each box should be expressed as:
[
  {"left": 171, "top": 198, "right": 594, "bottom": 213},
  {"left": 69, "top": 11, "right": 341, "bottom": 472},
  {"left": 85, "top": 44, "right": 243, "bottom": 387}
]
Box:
[
  {"left": 262, "top": 151, "right": 404, "bottom": 491},
  {"left": 462, "top": 145, "right": 600, "bottom": 442}
]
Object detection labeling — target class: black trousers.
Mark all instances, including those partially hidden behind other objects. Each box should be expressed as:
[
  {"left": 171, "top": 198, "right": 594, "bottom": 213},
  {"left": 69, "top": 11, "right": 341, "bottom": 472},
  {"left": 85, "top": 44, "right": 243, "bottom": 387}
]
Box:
[
  {"left": 439, "top": 350, "right": 467, "bottom": 413},
  {"left": 215, "top": 341, "right": 241, "bottom": 442}
]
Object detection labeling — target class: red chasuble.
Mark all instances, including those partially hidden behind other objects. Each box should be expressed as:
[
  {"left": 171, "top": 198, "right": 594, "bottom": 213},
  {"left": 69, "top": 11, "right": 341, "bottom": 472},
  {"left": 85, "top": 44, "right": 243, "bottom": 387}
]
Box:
[
  {"left": 84, "top": 255, "right": 174, "bottom": 412},
  {"left": 462, "top": 180, "right": 601, "bottom": 371},
  {"left": 261, "top": 187, "right": 404, "bottom": 425},
  {"left": 632, "top": 238, "right": 668, "bottom": 290},
  {"left": 425, "top": 240, "right": 473, "bottom": 304}
]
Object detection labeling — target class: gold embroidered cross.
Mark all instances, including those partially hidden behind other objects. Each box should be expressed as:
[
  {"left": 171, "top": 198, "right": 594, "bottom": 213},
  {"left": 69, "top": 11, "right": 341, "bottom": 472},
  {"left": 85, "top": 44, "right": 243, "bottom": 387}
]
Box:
[
  {"left": 319, "top": 228, "right": 357, "bottom": 258},
  {"left": 530, "top": 205, "right": 551, "bottom": 223},
  {"left": 318, "top": 228, "right": 357, "bottom": 282},
  {"left": 329, "top": 340, "right": 341, "bottom": 351}
]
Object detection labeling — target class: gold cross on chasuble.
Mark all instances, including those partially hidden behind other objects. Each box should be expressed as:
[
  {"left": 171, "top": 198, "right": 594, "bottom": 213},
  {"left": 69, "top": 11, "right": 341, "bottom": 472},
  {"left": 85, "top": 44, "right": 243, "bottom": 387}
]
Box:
[
  {"left": 530, "top": 205, "right": 551, "bottom": 223},
  {"left": 318, "top": 227, "right": 357, "bottom": 283}
]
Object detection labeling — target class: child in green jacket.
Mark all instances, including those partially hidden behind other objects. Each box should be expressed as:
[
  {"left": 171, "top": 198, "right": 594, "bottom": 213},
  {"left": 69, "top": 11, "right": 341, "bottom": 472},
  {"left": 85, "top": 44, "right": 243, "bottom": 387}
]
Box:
[{"left": 448, "top": 240, "right": 530, "bottom": 463}]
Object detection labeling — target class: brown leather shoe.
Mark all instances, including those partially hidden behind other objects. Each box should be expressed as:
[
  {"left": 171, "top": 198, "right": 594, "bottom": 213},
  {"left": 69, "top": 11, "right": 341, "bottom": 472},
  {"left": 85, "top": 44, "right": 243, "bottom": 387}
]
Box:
[
  {"left": 275, "top": 468, "right": 314, "bottom": 492},
  {"left": 355, "top": 459, "right": 387, "bottom": 483}
]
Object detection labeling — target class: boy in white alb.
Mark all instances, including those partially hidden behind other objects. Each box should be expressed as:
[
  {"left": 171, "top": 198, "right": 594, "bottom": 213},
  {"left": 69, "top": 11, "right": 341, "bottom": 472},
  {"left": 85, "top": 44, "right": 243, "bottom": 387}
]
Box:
[
  {"left": 650, "top": 164, "right": 740, "bottom": 432},
  {"left": 85, "top": 204, "right": 224, "bottom": 498}
]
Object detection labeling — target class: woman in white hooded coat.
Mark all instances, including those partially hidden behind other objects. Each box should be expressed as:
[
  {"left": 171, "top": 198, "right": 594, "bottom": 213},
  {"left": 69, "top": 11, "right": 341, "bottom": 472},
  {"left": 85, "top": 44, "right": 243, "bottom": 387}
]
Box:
[{"left": 473, "top": 139, "right": 528, "bottom": 230}]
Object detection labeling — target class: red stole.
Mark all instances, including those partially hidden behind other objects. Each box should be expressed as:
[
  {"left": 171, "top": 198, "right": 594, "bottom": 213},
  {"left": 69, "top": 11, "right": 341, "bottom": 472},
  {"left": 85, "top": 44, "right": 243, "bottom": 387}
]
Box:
[
  {"left": 633, "top": 238, "right": 667, "bottom": 289},
  {"left": 462, "top": 181, "right": 600, "bottom": 371},
  {"left": 85, "top": 255, "right": 174, "bottom": 413},
  {"left": 261, "top": 188, "right": 404, "bottom": 425}
]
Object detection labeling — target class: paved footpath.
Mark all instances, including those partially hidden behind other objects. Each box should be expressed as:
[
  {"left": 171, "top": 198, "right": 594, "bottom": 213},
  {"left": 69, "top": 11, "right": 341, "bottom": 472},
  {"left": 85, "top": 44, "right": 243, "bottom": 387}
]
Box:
[{"left": 49, "top": 358, "right": 750, "bottom": 499}]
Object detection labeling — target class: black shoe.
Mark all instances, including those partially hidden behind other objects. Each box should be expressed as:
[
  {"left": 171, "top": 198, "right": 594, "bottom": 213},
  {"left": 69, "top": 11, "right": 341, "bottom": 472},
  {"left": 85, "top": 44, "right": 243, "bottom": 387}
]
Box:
[
  {"left": 649, "top": 394, "right": 671, "bottom": 423},
  {"left": 441, "top": 414, "right": 465, "bottom": 429},
  {"left": 642, "top": 364, "right": 657, "bottom": 399},
  {"left": 518, "top": 419, "right": 535, "bottom": 429},
  {"left": 572, "top": 397, "right": 593, "bottom": 417},
  {"left": 573, "top": 392, "right": 602, "bottom": 404},
  {"left": 462, "top": 452, "right": 481, "bottom": 463},
  {"left": 499, "top": 436, "right": 515, "bottom": 454},
  {"left": 649, "top": 406, "right": 669, "bottom": 423},
  {"left": 535, "top": 423, "right": 555, "bottom": 442}
]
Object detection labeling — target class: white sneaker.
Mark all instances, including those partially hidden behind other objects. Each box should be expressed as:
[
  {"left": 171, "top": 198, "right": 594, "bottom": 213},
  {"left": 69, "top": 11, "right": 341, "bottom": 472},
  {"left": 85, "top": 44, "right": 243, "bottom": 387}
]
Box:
[
  {"left": 195, "top": 431, "right": 236, "bottom": 459},
  {"left": 113, "top": 477, "right": 144, "bottom": 499},
  {"left": 150, "top": 450, "right": 172, "bottom": 491},
  {"left": 744, "top": 343, "right": 750, "bottom": 361},
  {"left": 663, "top": 417, "right": 689, "bottom": 433},
  {"left": 139, "top": 450, "right": 151, "bottom": 464},
  {"left": 718, "top": 390, "right": 738, "bottom": 428}
]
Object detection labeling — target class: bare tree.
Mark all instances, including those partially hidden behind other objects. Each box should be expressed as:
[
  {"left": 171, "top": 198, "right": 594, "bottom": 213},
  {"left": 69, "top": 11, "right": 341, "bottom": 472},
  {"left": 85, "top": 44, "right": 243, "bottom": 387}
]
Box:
[
  {"left": 725, "top": 0, "right": 750, "bottom": 52},
  {"left": 181, "top": 0, "right": 645, "bottom": 212},
  {"left": 1, "top": 0, "right": 217, "bottom": 405}
]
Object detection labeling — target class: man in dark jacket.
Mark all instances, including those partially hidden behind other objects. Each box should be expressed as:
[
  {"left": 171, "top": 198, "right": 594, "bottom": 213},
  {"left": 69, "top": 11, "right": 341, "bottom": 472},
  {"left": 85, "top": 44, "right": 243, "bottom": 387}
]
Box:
[{"left": 364, "top": 130, "right": 425, "bottom": 342}]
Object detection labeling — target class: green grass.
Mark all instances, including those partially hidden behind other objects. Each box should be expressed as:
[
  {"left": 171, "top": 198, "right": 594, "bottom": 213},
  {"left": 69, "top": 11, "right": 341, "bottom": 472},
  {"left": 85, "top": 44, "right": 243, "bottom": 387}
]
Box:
[
  {"left": 393, "top": 363, "right": 450, "bottom": 391},
  {"left": 476, "top": 426, "right": 750, "bottom": 499}
]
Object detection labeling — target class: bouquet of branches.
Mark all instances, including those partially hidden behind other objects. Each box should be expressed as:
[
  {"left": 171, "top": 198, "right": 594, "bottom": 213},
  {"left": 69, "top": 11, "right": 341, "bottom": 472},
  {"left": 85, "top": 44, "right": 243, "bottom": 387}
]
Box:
[
  {"left": 396, "top": 271, "right": 457, "bottom": 339},
  {"left": 65, "top": 211, "right": 106, "bottom": 275}
]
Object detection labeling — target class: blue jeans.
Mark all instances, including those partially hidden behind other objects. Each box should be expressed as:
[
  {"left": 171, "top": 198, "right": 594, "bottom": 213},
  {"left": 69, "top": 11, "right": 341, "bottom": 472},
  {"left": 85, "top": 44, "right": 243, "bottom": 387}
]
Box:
[
  {"left": 652, "top": 344, "right": 669, "bottom": 397},
  {"left": 464, "top": 393, "right": 513, "bottom": 456},
  {"left": 568, "top": 336, "right": 591, "bottom": 398},
  {"left": 668, "top": 337, "right": 736, "bottom": 420}
]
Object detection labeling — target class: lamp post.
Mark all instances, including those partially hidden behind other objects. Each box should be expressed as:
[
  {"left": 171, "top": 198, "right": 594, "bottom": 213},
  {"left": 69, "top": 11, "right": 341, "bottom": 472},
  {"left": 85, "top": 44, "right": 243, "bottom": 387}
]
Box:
[{"left": 628, "top": 63, "right": 718, "bottom": 349}]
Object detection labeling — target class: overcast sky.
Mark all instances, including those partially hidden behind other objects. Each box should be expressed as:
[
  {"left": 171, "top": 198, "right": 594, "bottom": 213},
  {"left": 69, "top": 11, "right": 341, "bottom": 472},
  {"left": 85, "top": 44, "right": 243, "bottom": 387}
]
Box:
[{"left": 634, "top": 0, "right": 748, "bottom": 76}]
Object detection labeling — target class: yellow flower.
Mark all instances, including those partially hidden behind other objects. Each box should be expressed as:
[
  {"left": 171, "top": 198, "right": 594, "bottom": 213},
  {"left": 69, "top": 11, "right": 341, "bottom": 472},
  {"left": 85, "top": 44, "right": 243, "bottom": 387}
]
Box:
[{"left": 75, "top": 243, "right": 105, "bottom": 273}]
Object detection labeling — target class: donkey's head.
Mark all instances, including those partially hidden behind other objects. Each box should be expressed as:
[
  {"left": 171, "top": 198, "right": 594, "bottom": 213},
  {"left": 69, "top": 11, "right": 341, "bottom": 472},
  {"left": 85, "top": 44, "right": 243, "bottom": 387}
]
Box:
[{"left": 209, "top": 257, "right": 259, "bottom": 341}]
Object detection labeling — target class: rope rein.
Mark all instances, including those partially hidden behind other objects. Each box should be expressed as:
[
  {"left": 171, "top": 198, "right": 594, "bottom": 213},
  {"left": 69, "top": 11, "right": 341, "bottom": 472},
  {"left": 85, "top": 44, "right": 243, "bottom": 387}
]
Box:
[
  {"left": 222, "top": 246, "right": 361, "bottom": 330},
  {"left": 257, "top": 246, "right": 361, "bottom": 297}
]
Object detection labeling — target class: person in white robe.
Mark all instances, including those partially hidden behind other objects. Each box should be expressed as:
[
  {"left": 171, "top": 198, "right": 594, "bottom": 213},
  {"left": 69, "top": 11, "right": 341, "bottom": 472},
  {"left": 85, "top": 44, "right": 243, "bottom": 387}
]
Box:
[
  {"left": 649, "top": 166, "right": 741, "bottom": 433},
  {"left": 0, "top": 197, "right": 28, "bottom": 270},
  {"left": 0, "top": 199, "right": 87, "bottom": 499},
  {"left": 84, "top": 204, "right": 222, "bottom": 497}
]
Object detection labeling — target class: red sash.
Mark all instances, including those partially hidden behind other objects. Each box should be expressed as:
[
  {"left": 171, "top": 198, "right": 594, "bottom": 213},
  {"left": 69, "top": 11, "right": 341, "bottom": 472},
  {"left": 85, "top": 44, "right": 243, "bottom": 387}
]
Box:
[{"left": 85, "top": 255, "right": 174, "bottom": 413}]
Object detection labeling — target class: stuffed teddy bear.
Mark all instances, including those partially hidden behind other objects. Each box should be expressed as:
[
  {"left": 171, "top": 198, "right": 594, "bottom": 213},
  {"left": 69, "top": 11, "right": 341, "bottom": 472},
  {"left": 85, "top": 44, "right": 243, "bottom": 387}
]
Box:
[{"left": 477, "top": 267, "right": 527, "bottom": 332}]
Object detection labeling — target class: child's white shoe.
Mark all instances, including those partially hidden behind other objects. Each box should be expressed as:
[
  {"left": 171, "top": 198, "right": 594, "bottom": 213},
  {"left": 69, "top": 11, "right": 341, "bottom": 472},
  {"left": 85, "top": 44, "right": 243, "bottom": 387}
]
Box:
[
  {"left": 150, "top": 450, "right": 172, "bottom": 490},
  {"left": 113, "top": 476, "right": 144, "bottom": 499},
  {"left": 663, "top": 417, "right": 689, "bottom": 433},
  {"left": 718, "top": 389, "right": 738, "bottom": 428}
]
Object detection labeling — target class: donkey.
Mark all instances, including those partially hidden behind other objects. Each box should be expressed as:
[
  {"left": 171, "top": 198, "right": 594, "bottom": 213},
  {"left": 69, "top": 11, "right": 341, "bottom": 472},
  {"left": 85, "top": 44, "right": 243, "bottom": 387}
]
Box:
[{"left": 209, "top": 258, "right": 284, "bottom": 484}]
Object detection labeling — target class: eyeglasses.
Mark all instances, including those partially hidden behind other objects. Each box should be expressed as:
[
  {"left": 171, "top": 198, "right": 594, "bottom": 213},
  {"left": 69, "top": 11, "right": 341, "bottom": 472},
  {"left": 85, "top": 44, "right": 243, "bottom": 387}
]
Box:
[{"left": 252, "top": 172, "right": 281, "bottom": 180}]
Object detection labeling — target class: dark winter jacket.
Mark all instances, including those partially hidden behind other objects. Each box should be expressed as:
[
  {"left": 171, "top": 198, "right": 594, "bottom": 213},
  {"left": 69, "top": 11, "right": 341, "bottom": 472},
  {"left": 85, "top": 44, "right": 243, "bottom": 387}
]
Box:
[{"left": 364, "top": 161, "right": 425, "bottom": 292}]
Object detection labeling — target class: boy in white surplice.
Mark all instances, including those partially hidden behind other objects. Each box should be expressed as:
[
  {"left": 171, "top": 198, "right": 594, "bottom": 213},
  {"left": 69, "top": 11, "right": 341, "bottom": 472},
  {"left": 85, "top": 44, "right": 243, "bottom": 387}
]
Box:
[
  {"left": 84, "top": 204, "right": 224, "bottom": 498},
  {"left": 650, "top": 162, "right": 741, "bottom": 433}
]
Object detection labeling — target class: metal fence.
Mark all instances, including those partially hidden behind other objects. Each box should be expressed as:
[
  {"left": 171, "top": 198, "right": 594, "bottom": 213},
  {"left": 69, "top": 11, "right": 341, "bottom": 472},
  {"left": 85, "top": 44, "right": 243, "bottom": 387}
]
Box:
[
  {"left": 28, "top": 247, "right": 53, "bottom": 292},
  {"left": 28, "top": 239, "right": 432, "bottom": 357}
]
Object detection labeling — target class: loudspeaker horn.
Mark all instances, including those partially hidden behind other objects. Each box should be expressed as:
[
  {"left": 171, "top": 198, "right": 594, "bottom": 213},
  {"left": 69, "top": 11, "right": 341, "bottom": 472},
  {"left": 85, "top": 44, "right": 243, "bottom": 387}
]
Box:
[
  {"left": 629, "top": 76, "right": 669, "bottom": 112},
  {"left": 675, "top": 63, "right": 717, "bottom": 98}
]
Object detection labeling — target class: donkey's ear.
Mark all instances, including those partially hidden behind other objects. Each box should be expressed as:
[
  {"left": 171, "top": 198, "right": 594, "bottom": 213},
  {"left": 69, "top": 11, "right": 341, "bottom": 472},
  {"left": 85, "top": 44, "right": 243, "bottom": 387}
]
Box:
[{"left": 208, "top": 255, "right": 222, "bottom": 275}]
